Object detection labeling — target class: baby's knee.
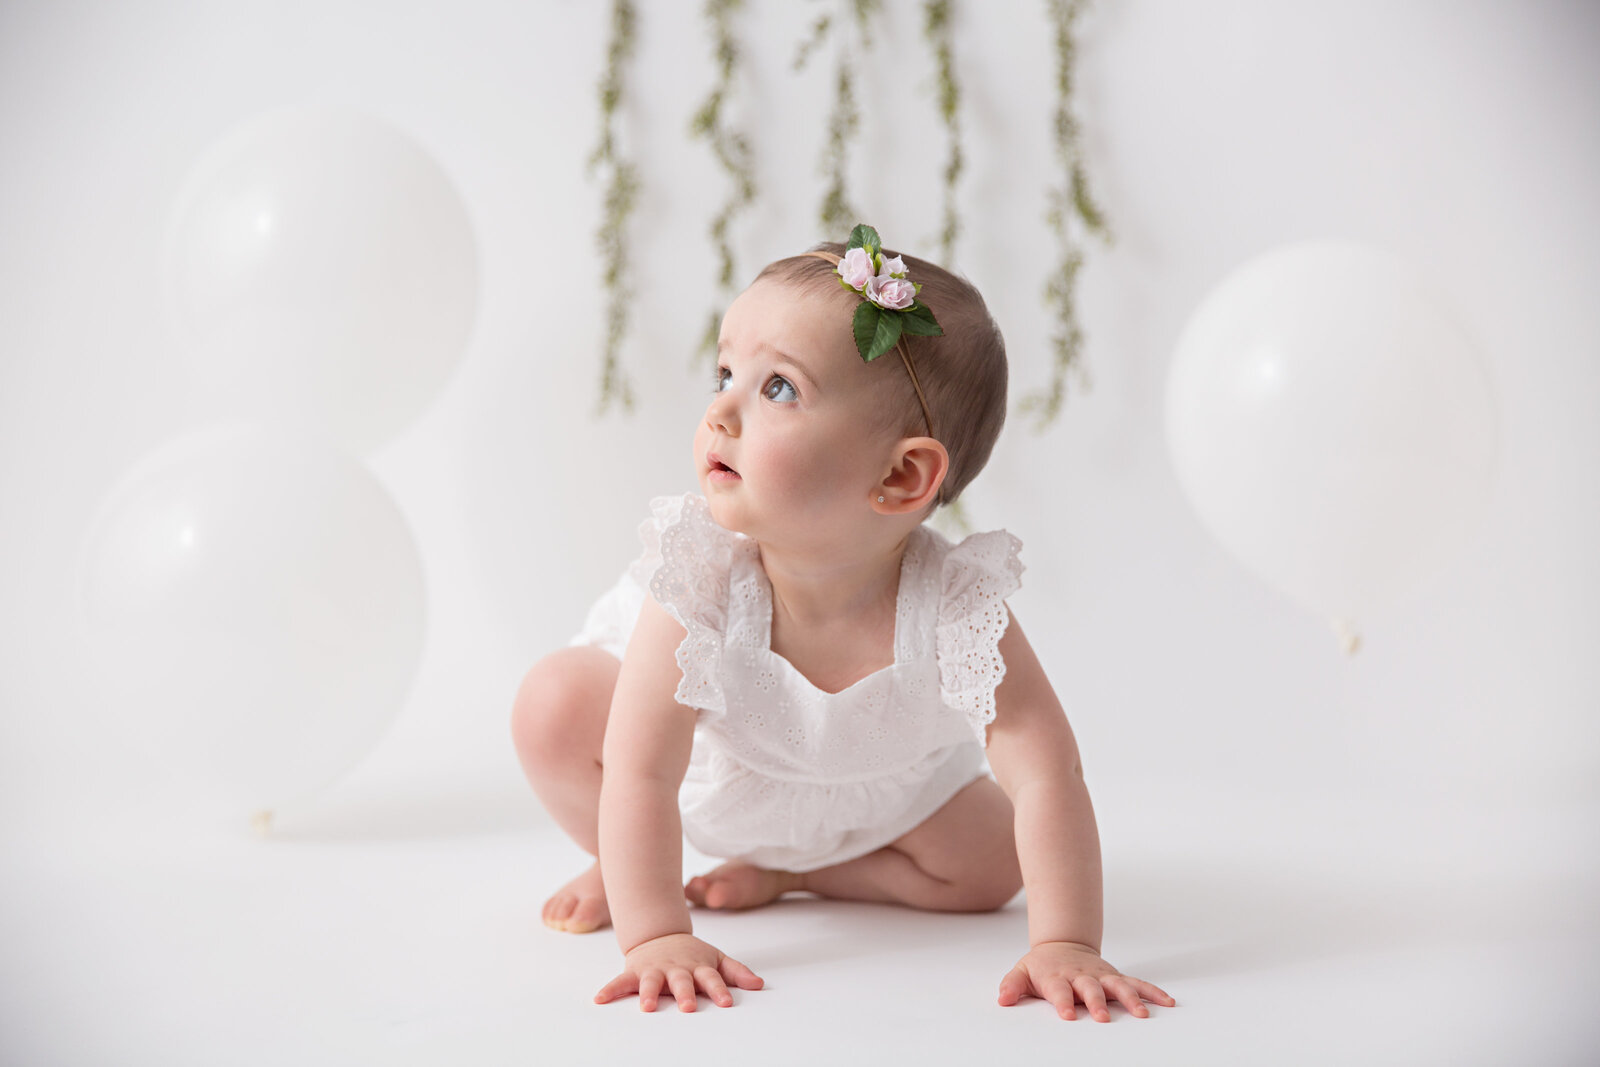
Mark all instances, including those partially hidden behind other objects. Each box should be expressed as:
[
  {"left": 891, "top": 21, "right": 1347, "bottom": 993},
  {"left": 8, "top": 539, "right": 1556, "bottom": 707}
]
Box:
[
  {"left": 945, "top": 838, "right": 1022, "bottom": 912},
  {"left": 509, "top": 648, "right": 617, "bottom": 767},
  {"left": 952, "top": 865, "right": 1023, "bottom": 913}
]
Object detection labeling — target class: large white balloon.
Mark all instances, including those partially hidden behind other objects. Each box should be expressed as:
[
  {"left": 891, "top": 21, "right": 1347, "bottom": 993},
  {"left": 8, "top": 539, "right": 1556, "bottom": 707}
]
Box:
[
  {"left": 165, "top": 109, "right": 478, "bottom": 453},
  {"left": 1165, "top": 242, "right": 1498, "bottom": 649},
  {"left": 77, "top": 424, "right": 427, "bottom": 820}
]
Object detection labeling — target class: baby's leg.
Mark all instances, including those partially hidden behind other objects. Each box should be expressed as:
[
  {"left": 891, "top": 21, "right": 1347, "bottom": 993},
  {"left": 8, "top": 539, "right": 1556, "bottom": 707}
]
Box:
[
  {"left": 510, "top": 646, "right": 619, "bottom": 932},
  {"left": 801, "top": 777, "right": 1022, "bottom": 911},
  {"left": 687, "top": 778, "right": 1022, "bottom": 913}
]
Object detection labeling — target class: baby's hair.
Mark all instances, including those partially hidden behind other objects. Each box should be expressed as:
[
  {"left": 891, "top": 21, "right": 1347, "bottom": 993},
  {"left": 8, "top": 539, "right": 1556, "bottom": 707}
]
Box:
[{"left": 753, "top": 242, "right": 1008, "bottom": 507}]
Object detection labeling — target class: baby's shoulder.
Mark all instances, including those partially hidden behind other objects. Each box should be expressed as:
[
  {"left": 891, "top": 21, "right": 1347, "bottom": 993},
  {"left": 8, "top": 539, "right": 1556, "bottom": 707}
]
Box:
[
  {"left": 913, "top": 524, "right": 1025, "bottom": 611},
  {"left": 632, "top": 493, "right": 745, "bottom": 570},
  {"left": 630, "top": 492, "right": 747, "bottom": 632},
  {"left": 905, "top": 525, "right": 1025, "bottom": 744}
]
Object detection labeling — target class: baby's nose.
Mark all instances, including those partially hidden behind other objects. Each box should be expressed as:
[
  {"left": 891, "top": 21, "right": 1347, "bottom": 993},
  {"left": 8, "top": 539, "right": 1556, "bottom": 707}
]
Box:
[{"left": 705, "top": 393, "right": 740, "bottom": 434}]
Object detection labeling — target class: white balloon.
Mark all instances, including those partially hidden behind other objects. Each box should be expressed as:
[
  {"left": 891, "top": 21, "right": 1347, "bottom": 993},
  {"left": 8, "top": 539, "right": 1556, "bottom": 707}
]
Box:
[
  {"left": 77, "top": 424, "right": 426, "bottom": 818},
  {"left": 1165, "top": 242, "right": 1498, "bottom": 640},
  {"left": 165, "top": 109, "right": 478, "bottom": 452}
]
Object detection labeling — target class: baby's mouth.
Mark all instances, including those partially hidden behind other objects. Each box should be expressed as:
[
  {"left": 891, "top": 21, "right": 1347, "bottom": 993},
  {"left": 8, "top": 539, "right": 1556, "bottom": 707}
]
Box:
[{"left": 708, "top": 453, "right": 740, "bottom": 478}]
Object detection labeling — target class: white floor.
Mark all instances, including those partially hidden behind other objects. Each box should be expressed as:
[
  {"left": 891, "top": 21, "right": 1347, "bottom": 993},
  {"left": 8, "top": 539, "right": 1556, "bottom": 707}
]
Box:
[{"left": 2, "top": 759, "right": 1597, "bottom": 1067}]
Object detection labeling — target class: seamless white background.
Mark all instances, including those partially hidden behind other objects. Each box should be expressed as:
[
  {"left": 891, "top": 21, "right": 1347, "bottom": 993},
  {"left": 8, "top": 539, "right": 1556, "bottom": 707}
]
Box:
[{"left": 2, "top": 2, "right": 1597, "bottom": 1063}]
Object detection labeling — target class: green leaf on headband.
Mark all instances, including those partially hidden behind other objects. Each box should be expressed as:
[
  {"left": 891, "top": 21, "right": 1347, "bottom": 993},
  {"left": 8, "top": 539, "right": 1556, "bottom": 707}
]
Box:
[
  {"left": 899, "top": 302, "right": 944, "bottom": 337},
  {"left": 868, "top": 309, "right": 903, "bottom": 361},
  {"left": 853, "top": 302, "right": 879, "bottom": 359},
  {"left": 847, "top": 224, "right": 881, "bottom": 256},
  {"left": 857, "top": 302, "right": 904, "bottom": 362}
]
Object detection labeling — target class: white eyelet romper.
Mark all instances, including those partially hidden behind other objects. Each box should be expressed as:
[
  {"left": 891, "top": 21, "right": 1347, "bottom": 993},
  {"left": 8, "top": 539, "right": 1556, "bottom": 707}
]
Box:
[{"left": 570, "top": 493, "right": 1024, "bottom": 873}]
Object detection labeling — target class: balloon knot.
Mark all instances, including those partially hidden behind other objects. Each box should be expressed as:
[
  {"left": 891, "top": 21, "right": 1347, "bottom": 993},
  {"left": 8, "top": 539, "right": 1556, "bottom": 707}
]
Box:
[{"left": 1331, "top": 618, "right": 1362, "bottom": 656}]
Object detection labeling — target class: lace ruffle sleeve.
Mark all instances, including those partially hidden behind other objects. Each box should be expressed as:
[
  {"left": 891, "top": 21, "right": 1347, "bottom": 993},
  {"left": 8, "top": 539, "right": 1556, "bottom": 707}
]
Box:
[
  {"left": 934, "top": 529, "right": 1024, "bottom": 745},
  {"left": 628, "top": 493, "right": 733, "bottom": 715}
]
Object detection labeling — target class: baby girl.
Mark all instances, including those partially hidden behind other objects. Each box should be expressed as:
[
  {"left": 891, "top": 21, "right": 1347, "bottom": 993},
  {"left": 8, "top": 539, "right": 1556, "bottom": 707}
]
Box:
[{"left": 512, "top": 226, "right": 1173, "bottom": 1021}]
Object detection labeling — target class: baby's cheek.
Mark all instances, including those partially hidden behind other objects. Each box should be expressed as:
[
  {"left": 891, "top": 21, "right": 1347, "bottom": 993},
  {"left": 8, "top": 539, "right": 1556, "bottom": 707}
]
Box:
[{"left": 775, "top": 443, "right": 867, "bottom": 504}]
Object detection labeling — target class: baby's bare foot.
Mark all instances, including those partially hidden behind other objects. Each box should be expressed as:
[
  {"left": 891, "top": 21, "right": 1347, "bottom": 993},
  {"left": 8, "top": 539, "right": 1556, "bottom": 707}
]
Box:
[
  {"left": 543, "top": 861, "right": 610, "bottom": 933},
  {"left": 684, "top": 861, "right": 804, "bottom": 911}
]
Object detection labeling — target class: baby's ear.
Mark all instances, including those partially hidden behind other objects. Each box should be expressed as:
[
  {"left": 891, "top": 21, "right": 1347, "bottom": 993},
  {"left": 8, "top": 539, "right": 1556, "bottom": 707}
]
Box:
[{"left": 875, "top": 437, "right": 948, "bottom": 514}]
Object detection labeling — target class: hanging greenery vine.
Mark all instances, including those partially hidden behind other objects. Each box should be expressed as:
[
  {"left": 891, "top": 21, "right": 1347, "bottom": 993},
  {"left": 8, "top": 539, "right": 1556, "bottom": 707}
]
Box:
[
  {"left": 792, "top": 9, "right": 832, "bottom": 81},
  {"left": 922, "top": 0, "right": 963, "bottom": 265},
  {"left": 922, "top": 0, "right": 976, "bottom": 533},
  {"left": 589, "top": 1, "right": 1110, "bottom": 435},
  {"left": 690, "top": 0, "right": 758, "bottom": 363},
  {"left": 796, "top": 0, "right": 882, "bottom": 235},
  {"left": 1019, "top": 0, "right": 1111, "bottom": 430},
  {"left": 590, "top": 0, "right": 640, "bottom": 413}
]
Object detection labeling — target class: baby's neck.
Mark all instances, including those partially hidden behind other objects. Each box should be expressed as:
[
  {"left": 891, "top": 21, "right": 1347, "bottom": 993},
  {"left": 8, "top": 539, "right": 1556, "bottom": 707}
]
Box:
[{"left": 758, "top": 535, "right": 908, "bottom": 630}]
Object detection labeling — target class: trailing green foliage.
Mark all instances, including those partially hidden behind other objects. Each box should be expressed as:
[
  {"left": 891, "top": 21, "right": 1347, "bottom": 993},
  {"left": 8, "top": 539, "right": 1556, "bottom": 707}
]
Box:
[
  {"left": 922, "top": 0, "right": 963, "bottom": 264},
  {"left": 797, "top": 0, "right": 883, "bottom": 235},
  {"left": 1020, "top": 0, "right": 1112, "bottom": 430},
  {"left": 691, "top": 0, "right": 758, "bottom": 364},
  {"left": 590, "top": 0, "right": 640, "bottom": 413},
  {"left": 792, "top": 10, "right": 832, "bottom": 71},
  {"left": 589, "top": 0, "right": 1109, "bottom": 444}
]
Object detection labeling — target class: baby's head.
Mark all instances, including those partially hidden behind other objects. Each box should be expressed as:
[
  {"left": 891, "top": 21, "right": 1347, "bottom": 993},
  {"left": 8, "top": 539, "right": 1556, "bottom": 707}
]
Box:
[
  {"left": 750, "top": 241, "right": 1009, "bottom": 507},
  {"left": 699, "top": 238, "right": 1007, "bottom": 546}
]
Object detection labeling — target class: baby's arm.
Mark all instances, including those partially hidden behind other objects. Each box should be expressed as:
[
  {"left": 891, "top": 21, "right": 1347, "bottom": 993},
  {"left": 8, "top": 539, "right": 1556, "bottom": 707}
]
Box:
[
  {"left": 593, "top": 596, "right": 763, "bottom": 1012},
  {"left": 985, "top": 611, "right": 1175, "bottom": 1021}
]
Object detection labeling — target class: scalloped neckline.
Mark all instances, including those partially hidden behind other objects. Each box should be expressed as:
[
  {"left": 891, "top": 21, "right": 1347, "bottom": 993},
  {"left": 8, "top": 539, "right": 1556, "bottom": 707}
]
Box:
[{"left": 752, "top": 533, "right": 922, "bottom": 698}]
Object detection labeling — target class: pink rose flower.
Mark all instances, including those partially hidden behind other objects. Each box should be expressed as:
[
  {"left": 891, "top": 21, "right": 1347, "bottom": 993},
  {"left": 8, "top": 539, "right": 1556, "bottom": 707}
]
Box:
[
  {"left": 837, "top": 247, "right": 876, "bottom": 291},
  {"left": 879, "top": 254, "right": 907, "bottom": 278},
  {"left": 871, "top": 276, "right": 916, "bottom": 310}
]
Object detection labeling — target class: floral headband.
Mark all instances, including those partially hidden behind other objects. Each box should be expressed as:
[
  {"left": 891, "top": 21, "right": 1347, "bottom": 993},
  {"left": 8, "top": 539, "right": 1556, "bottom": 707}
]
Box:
[
  {"left": 803, "top": 224, "right": 942, "bottom": 441},
  {"left": 833, "top": 224, "right": 944, "bottom": 362}
]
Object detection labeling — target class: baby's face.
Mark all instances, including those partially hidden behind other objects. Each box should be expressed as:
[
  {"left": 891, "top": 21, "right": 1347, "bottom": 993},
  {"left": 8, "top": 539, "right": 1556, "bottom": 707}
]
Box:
[{"left": 696, "top": 277, "right": 904, "bottom": 548}]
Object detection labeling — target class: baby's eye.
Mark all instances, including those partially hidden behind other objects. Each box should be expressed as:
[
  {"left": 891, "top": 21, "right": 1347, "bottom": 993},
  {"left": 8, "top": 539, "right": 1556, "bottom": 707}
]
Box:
[
  {"left": 714, "top": 366, "right": 731, "bottom": 393},
  {"left": 763, "top": 375, "right": 798, "bottom": 403}
]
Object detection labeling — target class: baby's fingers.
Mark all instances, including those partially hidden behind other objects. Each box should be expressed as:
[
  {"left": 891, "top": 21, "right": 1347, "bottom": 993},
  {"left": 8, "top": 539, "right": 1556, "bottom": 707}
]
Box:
[
  {"left": 1128, "top": 977, "right": 1177, "bottom": 1007},
  {"left": 1102, "top": 976, "right": 1150, "bottom": 1019},
  {"left": 637, "top": 969, "right": 665, "bottom": 1012},
  {"left": 718, "top": 954, "right": 765, "bottom": 991},
  {"left": 1038, "top": 975, "right": 1079, "bottom": 1020},
  {"left": 667, "top": 968, "right": 698, "bottom": 1013},
  {"left": 1073, "top": 976, "right": 1111, "bottom": 1023},
  {"left": 594, "top": 971, "right": 639, "bottom": 1005},
  {"left": 997, "top": 964, "right": 1031, "bottom": 1007},
  {"left": 696, "top": 965, "right": 734, "bottom": 1007}
]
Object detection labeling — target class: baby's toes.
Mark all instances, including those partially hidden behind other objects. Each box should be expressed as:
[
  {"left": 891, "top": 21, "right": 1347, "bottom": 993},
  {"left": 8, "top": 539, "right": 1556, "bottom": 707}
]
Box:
[
  {"left": 684, "top": 876, "right": 709, "bottom": 907},
  {"left": 703, "top": 878, "right": 739, "bottom": 910},
  {"left": 543, "top": 893, "right": 577, "bottom": 929},
  {"left": 567, "top": 897, "right": 609, "bottom": 933}
]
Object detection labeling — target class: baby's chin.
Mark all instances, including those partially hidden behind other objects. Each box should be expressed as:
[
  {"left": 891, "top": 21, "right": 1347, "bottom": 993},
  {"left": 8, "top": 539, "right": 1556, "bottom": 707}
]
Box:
[{"left": 699, "top": 486, "right": 748, "bottom": 536}]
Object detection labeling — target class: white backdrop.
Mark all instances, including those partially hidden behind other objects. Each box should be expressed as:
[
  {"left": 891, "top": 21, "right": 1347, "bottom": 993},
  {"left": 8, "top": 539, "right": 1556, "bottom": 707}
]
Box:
[
  {"left": 1, "top": 0, "right": 1597, "bottom": 844},
  {"left": 4, "top": 3, "right": 1599, "bottom": 1063}
]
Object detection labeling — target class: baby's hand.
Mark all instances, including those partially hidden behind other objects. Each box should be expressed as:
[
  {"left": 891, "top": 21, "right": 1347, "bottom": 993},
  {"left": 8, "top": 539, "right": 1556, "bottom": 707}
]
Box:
[
  {"left": 594, "top": 933, "right": 764, "bottom": 1012},
  {"left": 997, "top": 941, "right": 1175, "bottom": 1022}
]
